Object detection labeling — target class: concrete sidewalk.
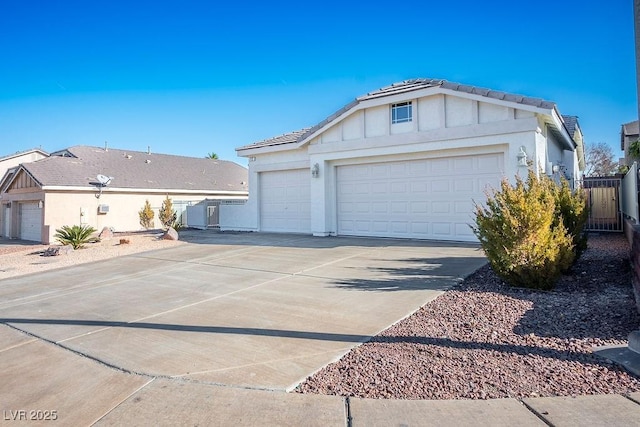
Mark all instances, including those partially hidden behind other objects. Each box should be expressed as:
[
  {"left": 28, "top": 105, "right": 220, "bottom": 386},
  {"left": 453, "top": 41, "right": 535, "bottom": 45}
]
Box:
[{"left": 1, "top": 232, "right": 639, "bottom": 425}]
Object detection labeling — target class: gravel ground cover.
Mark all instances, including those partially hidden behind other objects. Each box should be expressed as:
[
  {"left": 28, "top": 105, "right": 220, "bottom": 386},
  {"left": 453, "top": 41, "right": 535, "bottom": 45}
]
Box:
[
  {"left": 0, "top": 232, "right": 183, "bottom": 279},
  {"left": 297, "top": 233, "right": 640, "bottom": 400}
]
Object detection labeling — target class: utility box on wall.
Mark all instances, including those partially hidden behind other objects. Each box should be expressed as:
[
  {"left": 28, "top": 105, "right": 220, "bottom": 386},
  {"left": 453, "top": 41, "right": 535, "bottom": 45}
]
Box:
[{"left": 97, "top": 204, "right": 109, "bottom": 214}]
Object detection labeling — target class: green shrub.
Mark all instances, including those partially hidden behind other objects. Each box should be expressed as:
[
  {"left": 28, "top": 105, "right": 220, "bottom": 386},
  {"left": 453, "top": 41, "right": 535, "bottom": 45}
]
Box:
[
  {"left": 159, "top": 196, "right": 177, "bottom": 230},
  {"left": 54, "top": 225, "right": 99, "bottom": 249},
  {"left": 139, "top": 199, "right": 155, "bottom": 229},
  {"left": 472, "top": 170, "right": 574, "bottom": 290},
  {"left": 552, "top": 178, "right": 589, "bottom": 260}
]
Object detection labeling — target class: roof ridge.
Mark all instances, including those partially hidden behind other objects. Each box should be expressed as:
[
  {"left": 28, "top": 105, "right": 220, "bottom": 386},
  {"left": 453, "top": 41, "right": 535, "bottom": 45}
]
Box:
[{"left": 238, "top": 77, "right": 559, "bottom": 152}]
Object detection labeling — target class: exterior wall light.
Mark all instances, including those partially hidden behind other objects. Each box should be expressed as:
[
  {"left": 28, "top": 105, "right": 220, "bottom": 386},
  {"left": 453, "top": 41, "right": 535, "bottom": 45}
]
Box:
[
  {"left": 311, "top": 163, "right": 320, "bottom": 178},
  {"left": 517, "top": 146, "right": 528, "bottom": 167}
]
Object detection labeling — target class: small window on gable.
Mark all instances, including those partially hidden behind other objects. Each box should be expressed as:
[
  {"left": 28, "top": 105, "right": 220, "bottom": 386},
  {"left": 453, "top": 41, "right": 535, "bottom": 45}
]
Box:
[{"left": 391, "top": 101, "right": 412, "bottom": 124}]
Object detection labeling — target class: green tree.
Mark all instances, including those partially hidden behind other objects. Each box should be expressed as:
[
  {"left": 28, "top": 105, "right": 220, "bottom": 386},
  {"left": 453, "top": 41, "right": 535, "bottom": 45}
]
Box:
[
  {"left": 205, "top": 152, "right": 218, "bottom": 159},
  {"left": 138, "top": 199, "right": 155, "bottom": 229},
  {"left": 159, "top": 196, "right": 177, "bottom": 229}
]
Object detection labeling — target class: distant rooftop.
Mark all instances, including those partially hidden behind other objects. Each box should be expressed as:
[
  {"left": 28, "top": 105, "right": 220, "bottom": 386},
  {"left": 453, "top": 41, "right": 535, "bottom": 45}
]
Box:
[
  {"left": 0, "top": 147, "right": 48, "bottom": 162},
  {"left": 18, "top": 145, "right": 248, "bottom": 192}
]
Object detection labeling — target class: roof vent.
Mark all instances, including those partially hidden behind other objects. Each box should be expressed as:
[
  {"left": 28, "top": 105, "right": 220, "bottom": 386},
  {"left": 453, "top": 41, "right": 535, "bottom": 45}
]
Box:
[
  {"left": 145, "top": 159, "right": 151, "bottom": 164},
  {"left": 125, "top": 154, "right": 132, "bottom": 159},
  {"left": 147, "top": 146, "right": 151, "bottom": 155}
]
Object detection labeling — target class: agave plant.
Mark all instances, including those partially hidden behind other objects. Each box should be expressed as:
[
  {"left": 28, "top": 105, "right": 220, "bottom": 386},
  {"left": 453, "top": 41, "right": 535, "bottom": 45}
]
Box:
[{"left": 54, "top": 225, "right": 99, "bottom": 249}]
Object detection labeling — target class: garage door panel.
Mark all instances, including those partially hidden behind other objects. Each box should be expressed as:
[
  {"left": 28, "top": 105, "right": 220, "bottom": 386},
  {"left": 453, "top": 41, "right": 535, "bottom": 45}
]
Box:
[
  {"left": 478, "top": 154, "right": 502, "bottom": 171},
  {"left": 260, "top": 169, "right": 311, "bottom": 234},
  {"left": 336, "top": 153, "right": 503, "bottom": 241}
]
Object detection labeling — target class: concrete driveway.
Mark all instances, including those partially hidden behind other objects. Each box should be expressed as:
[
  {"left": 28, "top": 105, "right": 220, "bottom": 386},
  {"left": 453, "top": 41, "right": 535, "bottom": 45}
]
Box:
[{"left": 0, "top": 232, "right": 486, "bottom": 425}]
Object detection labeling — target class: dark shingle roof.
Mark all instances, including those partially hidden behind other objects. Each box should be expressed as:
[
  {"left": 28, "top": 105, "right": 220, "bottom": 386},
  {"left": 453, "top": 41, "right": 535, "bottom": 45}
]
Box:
[
  {"left": 22, "top": 145, "right": 248, "bottom": 192},
  {"left": 238, "top": 78, "right": 558, "bottom": 151}
]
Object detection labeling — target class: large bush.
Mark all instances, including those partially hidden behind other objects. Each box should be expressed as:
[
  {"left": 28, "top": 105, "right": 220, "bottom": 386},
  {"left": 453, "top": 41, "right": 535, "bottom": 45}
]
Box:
[
  {"left": 472, "top": 170, "right": 575, "bottom": 290},
  {"left": 552, "top": 178, "right": 589, "bottom": 260}
]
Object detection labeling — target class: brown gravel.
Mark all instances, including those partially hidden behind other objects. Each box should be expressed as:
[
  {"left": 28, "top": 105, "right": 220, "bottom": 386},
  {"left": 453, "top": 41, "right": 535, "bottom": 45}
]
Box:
[{"left": 297, "top": 233, "right": 640, "bottom": 400}]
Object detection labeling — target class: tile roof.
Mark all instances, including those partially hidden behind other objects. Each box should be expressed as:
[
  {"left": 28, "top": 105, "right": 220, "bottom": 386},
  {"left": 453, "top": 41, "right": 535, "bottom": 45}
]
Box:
[
  {"left": 238, "top": 78, "right": 558, "bottom": 151},
  {"left": 21, "top": 145, "right": 248, "bottom": 192},
  {"left": 236, "top": 128, "right": 312, "bottom": 151}
]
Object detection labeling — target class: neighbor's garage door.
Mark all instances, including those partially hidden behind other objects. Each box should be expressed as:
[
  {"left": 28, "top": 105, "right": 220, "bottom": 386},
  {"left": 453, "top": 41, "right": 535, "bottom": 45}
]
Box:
[
  {"left": 19, "top": 202, "right": 42, "bottom": 242},
  {"left": 260, "top": 169, "right": 311, "bottom": 233},
  {"left": 337, "top": 153, "right": 503, "bottom": 241}
]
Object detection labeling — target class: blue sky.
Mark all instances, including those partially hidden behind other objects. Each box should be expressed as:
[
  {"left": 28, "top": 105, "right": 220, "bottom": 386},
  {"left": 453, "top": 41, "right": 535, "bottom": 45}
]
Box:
[{"left": 0, "top": 0, "right": 636, "bottom": 165}]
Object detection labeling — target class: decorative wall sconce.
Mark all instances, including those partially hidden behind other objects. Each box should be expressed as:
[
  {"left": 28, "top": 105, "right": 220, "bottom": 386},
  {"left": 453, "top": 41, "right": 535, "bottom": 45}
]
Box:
[
  {"left": 311, "top": 163, "right": 320, "bottom": 178},
  {"left": 517, "top": 146, "right": 528, "bottom": 167}
]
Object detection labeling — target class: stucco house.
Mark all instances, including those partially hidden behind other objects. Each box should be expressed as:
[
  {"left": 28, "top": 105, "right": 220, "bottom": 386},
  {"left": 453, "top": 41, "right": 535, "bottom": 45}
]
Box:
[
  {"left": 0, "top": 148, "right": 49, "bottom": 180},
  {"left": 0, "top": 145, "right": 248, "bottom": 243},
  {"left": 224, "top": 78, "right": 585, "bottom": 242}
]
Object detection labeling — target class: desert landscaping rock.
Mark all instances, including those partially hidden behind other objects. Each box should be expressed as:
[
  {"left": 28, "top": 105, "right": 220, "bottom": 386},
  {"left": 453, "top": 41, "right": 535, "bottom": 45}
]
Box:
[
  {"left": 298, "top": 233, "right": 640, "bottom": 400},
  {"left": 0, "top": 233, "right": 184, "bottom": 279},
  {"left": 162, "top": 227, "right": 179, "bottom": 241}
]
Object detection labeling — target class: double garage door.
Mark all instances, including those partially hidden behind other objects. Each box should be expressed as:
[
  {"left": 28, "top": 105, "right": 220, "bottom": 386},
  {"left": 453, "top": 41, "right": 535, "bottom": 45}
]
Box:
[
  {"left": 337, "top": 154, "right": 503, "bottom": 241},
  {"left": 259, "top": 153, "right": 503, "bottom": 241}
]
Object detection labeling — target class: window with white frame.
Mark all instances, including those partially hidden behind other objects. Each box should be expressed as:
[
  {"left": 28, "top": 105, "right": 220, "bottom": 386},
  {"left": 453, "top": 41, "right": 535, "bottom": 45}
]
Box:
[{"left": 391, "top": 101, "right": 412, "bottom": 124}]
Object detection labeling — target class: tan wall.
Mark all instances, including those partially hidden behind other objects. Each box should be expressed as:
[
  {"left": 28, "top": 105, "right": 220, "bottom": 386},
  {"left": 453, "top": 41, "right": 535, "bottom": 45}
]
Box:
[
  {"left": 2, "top": 189, "right": 246, "bottom": 244},
  {"left": 43, "top": 191, "right": 247, "bottom": 243}
]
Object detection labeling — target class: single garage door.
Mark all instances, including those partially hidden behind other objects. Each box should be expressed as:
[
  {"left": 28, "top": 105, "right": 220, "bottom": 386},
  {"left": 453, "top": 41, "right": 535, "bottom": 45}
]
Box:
[
  {"left": 20, "top": 202, "right": 42, "bottom": 242},
  {"left": 260, "top": 169, "right": 311, "bottom": 233},
  {"left": 337, "top": 153, "right": 503, "bottom": 241}
]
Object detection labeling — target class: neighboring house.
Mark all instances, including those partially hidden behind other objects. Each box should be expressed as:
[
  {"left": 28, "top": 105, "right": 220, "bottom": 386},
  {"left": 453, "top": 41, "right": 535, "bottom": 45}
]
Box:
[
  {"left": 0, "top": 148, "right": 49, "bottom": 185},
  {"left": 226, "top": 78, "right": 585, "bottom": 242},
  {"left": 0, "top": 145, "right": 248, "bottom": 243},
  {"left": 620, "top": 120, "right": 639, "bottom": 166}
]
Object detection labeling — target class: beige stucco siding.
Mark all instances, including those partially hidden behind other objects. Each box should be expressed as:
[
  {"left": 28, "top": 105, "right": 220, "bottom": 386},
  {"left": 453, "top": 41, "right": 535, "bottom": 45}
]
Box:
[{"left": 40, "top": 191, "right": 246, "bottom": 244}]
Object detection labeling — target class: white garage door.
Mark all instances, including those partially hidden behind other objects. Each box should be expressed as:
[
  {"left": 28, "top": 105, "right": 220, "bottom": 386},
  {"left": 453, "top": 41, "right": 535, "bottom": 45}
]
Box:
[
  {"left": 260, "top": 169, "right": 311, "bottom": 233},
  {"left": 337, "top": 153, "right": 503, "bottom": 241},
  {"left": 20, "top": 202, "right": 42, "bottom": 242}
]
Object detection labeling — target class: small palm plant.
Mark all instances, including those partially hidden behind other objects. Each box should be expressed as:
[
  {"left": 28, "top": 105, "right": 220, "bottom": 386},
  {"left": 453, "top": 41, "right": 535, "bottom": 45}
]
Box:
[{"left": 54, "top": 225, "right": 99, "bottom": 249}]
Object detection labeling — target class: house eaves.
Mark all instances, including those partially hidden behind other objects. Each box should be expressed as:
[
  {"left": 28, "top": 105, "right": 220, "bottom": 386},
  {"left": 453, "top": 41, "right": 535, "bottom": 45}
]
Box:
[
  {"left": 1, "top": 165, "right": 43, "bottom": 193},
  {"left": 41, "top": 186, "right": 248, "bottom": 196},
  {"left": 237, "top": 78, "right": 565, "bottom": 155}
]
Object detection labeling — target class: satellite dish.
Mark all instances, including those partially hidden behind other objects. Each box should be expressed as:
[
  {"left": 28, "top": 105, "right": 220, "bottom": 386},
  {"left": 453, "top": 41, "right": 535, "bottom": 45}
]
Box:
[{"left": 96, "top": 174, "right": 113, "bottom": 186}]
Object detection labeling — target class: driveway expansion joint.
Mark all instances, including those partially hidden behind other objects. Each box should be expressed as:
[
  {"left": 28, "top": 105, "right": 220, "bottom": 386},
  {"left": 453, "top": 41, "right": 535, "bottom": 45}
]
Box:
[{"left": 519, "top": 398, "right": 555, "bottom": 427}]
